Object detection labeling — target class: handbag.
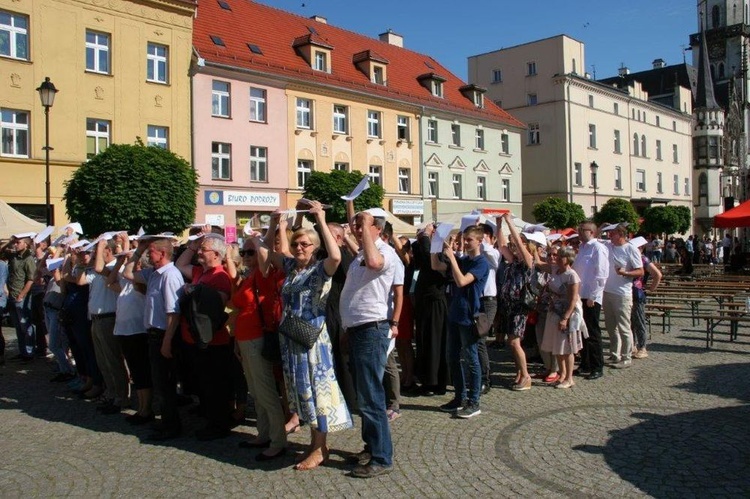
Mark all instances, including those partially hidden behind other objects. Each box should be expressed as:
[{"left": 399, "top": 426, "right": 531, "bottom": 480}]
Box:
[
  {"left": 278, "top": 313, "right": 322, "bottom": 350},
  {"left": 472, "top": 312, "right": 492, "bottom": 339},
  {"left": 251, "top": 280, "right": 281, "bottom": 363}
]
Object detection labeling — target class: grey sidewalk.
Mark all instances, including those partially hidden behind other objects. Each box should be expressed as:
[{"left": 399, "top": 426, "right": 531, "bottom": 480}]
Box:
[{"left": 1, "top": 317, "right": 748, "bottom": 497}]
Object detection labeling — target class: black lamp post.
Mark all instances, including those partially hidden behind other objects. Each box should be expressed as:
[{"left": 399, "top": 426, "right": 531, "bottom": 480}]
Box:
[
  {"left": 590, "top": 161, "right": 599, "bottom": 214},
  {"left": 36, "top": 77, "right": 58, "bottom": 226}
]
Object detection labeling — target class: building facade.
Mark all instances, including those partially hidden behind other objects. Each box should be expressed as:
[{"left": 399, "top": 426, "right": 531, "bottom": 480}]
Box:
[
  {"left": 468, "top": 35, "right": 694, "bottom": 222},
  {"left": 192, "top": 1, "right": 524, "bottom": 229},
  {"left": 0, "top": 0, "right": 195, "bottom": 224}
]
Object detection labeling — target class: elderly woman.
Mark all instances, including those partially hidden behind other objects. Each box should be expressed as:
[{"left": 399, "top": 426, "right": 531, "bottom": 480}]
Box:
[
  {"left": 540, "top": 246, "right": 585, "bottom": 389},
  {"left": 498, "top": 212, "right": 536, "bottom": 391},
  {"left": 257, "top": 201, "right": 352, "bottom": 471}
]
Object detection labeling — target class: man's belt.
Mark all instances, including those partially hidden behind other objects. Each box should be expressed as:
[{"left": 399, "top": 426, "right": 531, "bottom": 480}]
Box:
[
  {"left": 147, "top": 327, "right": 166, "bottom": 335},
  {"left": 91, "top": 312, "right": 116, "bottom": 320},
  {"left": 347, "top": 320, "right": 388, "bottom": 334},
  {"left": 480, "top": 296, "right": 497, "bottom": 301}
]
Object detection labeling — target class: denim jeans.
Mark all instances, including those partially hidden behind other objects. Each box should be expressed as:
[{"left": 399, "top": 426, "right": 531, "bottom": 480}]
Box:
[
  {"left": 9, "top": 296, "right": 34, "bottom": 357},
  {"left": 44, "top": 306, "right": 74, "bottom": 374},
  {"left": 348, "top": 321, "right": 393, "bottom": 467},
  {"left": 447, "top": 322, "right": 481, "bottom": 406}
]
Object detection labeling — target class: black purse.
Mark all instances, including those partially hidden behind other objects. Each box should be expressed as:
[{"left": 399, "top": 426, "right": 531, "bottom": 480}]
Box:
[{"left": 278, "top": 314, "right": 322, "bottom": 350}]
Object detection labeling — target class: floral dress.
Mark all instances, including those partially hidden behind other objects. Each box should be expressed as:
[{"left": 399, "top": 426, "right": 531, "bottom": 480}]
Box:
[
  {"left": 541, "top": 266, "right": 585, "bottom": 355},
  {"left": 501, "top": 260, "right": 533, "bottom": 338},
  {"left": 279, "top": 258, "right": 352, "bottom": 433}
]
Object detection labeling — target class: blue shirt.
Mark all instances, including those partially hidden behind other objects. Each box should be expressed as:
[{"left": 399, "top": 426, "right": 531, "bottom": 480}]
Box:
[
  {"left": 0, "top": 260, "right": 8, "bottom": 309},
  {"left": 448, "top": 254, "right": 489, "bottom": 326},
  {"left": 140, "top": 262, "right": 184, "bottom": 330}
]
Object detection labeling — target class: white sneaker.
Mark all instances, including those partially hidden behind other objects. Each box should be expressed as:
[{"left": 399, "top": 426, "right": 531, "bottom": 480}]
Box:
[{"left": 611, "top": 360, "right": 632, "bottom": 369}]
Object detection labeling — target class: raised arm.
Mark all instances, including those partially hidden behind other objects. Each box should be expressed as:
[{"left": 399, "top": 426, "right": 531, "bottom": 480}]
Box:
[
  {"left": 506, "top": 213, "right": 533, "bottom": 268},
  {"left": 309, "top": 201, "right": 341, "bottom": 276},
  {"left": 175, "top": 238, "right": 199, "bottom": 281}
]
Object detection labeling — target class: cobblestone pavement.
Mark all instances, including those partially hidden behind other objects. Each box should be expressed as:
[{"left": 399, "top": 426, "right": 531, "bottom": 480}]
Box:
[{"left": 1, "top": 316, "right": 749, "bottom": 498}]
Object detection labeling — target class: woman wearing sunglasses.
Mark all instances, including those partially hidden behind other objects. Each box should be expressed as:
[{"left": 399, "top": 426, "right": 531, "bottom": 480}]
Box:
[{"left": 256, "top": 200, "right": 352, "bottom": 471}]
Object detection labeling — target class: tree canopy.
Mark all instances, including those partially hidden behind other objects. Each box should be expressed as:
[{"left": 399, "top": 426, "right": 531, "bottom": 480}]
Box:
[
  {"left": 531, "top": 197, "right": 587, "bottom": 229},
  {"left": 302, "top": 169, "right": 385, "bottom": 223},
  {"left": 64, "top": 143, "right": 198, "bottom": 236},
  {"left": 641, "top": 205, "right": 692, "bottom": 236},
  {"left": 593, "top": 198, "right": 640, "bottom": 232}
]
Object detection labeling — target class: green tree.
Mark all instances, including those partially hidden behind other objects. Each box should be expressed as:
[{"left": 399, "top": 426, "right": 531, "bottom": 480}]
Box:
[
  {"left": 642, "top": 205, "right": 691, "bottom": 236},
  {"left": 64, "top": 142, "right": 199, "bottom": 236},
  {"left": 593, "top": 198, "right": 640, "bottom": 232},
  {"left": 531, "top": 197, "right": 586, "bottom": 229},
  {"left": 302, "top": 170, "right": 385, "bottom": 223}
]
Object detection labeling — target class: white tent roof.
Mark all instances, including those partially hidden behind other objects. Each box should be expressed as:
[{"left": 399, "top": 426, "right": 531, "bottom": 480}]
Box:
[
  {"left": 384, "top": 209, "right": 419, "bottom": 236},
  {"left": 0, "top": 199, "right": 45, "bottom": 240}
]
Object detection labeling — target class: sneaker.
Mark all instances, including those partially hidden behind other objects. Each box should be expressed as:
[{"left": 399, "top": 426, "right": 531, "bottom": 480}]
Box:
[
  {"left": 633, "top": 348, "right": 648, "bottom": 359},
  {"left": 611, "top": 359, "right": 632, "bottom": 369},
  {"left": 439, "top": 399, "right": 465, "bottom": 413},
  {"left": 456, "top": 402, "right": 481, "bottom": 419}
]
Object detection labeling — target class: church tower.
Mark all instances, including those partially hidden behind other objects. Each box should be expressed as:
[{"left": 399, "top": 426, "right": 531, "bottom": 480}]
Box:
[{"left": 693, "top": 22, "right": 726, "bottom": 232}]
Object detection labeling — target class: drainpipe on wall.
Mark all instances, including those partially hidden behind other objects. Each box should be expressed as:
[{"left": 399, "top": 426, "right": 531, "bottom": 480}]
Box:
[{"left": 566, "top": 78, "right": 574, "bottom": 203}]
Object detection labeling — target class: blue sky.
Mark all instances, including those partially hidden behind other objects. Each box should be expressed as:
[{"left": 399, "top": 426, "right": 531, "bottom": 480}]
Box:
[{"left": 258, "top": 0, "right": 698, "bottom": 81}]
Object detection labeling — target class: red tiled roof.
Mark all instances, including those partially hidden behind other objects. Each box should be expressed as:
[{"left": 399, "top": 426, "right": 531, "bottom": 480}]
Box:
[{"left": 193, "top": 0, "right": 525, "bottom": 129}]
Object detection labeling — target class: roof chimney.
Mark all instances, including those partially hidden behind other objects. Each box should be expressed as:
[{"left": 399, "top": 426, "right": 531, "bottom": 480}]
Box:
[
  {"left": 652, "top": 58, "right": 666, "bottom": 69},
  {"left": 310, "top": 15, "right": 327, "bottom": 24},
  {"left": 379, "top": 29, "right": 403, "bottom": 47},
  {"left": 618, "top": 65, "right": 630, "bottom": 77}
]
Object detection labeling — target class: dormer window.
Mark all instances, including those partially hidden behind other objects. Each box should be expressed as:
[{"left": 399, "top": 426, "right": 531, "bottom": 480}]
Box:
[
  {"left": 417, "top": 73, "right": 447, "bottom": 98},
  {"left": 353, "top": 50, "right": 389, "bottom": 86},
  {"left": 459, "top": 84, "right": 487, "bottom": 108},
  {"left": 431, "top": 81, "right": 443, "bottom": 98},
  {"left": 293, "top": 34, "right": 333, "bottom": 73},
  {"left": 473, "top": 93, "right": 484, "bottom": 108}
]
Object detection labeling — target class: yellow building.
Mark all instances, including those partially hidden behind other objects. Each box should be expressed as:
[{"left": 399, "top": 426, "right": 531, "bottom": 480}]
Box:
[{"left": 0, "top": 0, "right": 195, "bottom": 224}]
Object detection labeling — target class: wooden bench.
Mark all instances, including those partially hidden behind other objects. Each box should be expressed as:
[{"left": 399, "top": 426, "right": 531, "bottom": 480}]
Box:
[
  {"left": 645, "top": 303, "right": 683, "bottom": 335},
  {"left": 694, "top": 313, "right": 750, "bottom": 348}
]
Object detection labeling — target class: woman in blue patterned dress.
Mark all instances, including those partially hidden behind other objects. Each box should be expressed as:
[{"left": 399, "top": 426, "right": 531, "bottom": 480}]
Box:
[{"left": 257, "top": 200, "right": 352, "bottom": 471}]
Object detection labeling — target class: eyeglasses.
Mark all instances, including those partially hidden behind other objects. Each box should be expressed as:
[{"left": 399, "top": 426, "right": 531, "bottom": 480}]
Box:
[
  {"left": 239, "top": 249, "right": 256, "bottom": 257},
  {"left": 291, "top": 241, "right": 314, "bottom": 249}
]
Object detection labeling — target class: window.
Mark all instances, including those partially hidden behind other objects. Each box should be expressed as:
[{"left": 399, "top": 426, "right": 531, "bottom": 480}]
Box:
[
  {"left": 475, "top": 128, "right": 485, "bottom": 150},
  {"left": 249, "top": 146, "right": 267, "bottom": 182},
  {"left": 657, "top": 172, "right": 663, "bottom": 193},
  {"left": 372, "top": 66, "right": 384, "bottom": 85},
  {"left": 451, "top": 124, "right": 461, "bottom": 147},
  {"left": 397, "top": 115, "right": 409, "bottom": 141},
  {"left": 477, "top": 176, "right": 486, "bottom": 200},
  {"left": 673, "top": 120, "right": 677, "bottom": 131},
  {"left": 615, "top": 166, "right": 622, "bottom": 189},
  {"left": 211, "top": 142, "right": 231, "bottom": 180},
  {"left": 501, "top": 178, "right": 510, "bottom": 201},
  {"left": 642, "top": 112, "right": 646, "bottom": 123},
  {"left": 1, "top": 109, "right": 28, "bottom": 157},
  {"left": 314, "top": 51, "right": 328, "bottom": 72},
  {"left": 249, "top": 88, "right": 266, "bottom": 122},
  {"left": 684, "top": 177, "right": 690, "bottom": 195},
  {"left": 588, "top": 124, "right": 597, "bottom": 148},
  {"left": 146, "top": 43, "right": 168, "bottom": 83},
  {"left": 334, "top": 162, "right": 349, "bottom": 172},
  {"left": 427, "top": 119, "right": 438, "bottom": 143},
  {"left": 527, "top": 61, "right": 537, "bottom": 75},
  {"left": 427, "top": 172, "right": 439, "bottom": 197},
  {"left": 0, "top": 11, "right": 28, "bottom": 60},
  {"left": 368, "top": 165, "right": 382, "bottom": 186},
  {"left": 452, "top": 174, "right": 462, "bottom": 199},
  {"left": 633, "top": 133, "right": 639, "bottom": 156},
  {"left": 146, "top": 125, "right": 168, "bottom": 149},
  {"left": 641, "top": 135, "right": 647, "bottom": 156},
  {"left": 86, "top": 119, "right": 110, "bottom": 159},
  {"left": 656, "top": 139, "right": 662, "bottom": 160},
  {"left": 673, "top": 174, "right": 680, "bottom": 195},
  {"left": 333, "top": 105, "right": 348, "bottom": 134},
  {"left": 398, "top": 168, "right": 410, "bottom": 193},
  {"left": 614, "top": 130, "right": 621, "bottom": 153},
  {"left": 491, "top": 69, "right": 502, "bottom": 83},
  {"left": 85, "top": 31, "right": 110, "bottom": 74},
  {"left": 473, "top": 93, "right": 484, "bottom": 108},
  {"left": 527, "top": 93, "right": 538, "bottom": 106},
  {"left": 212, "top": 81, "right": 230, "bottom": 118},
  {"left": 672, "top": 144, "right": 678, "bottom": 163},
  {"left": 709, "top": 136, "right": 720, "bottom": 159},
  {"left": 656, "top": 116, "right": 661, "bottom": 127},
  {"left": 501, "top": 133, "right": 509, "bottom": 154},
  {"left": 297, "top": 160, "right": 312, "bottom": 188},
  {"left": 528, "top": 123, "right": 540, "bottom": 145},
  {"left": 588, "top": 95, "right": 594, "bottom": 108},
  {"left": 431, "top": 80, "right": 443, "bottom": 98},
  {"left": 367, "top": 110, "right": 381, "bottom": 138},
  {"left": 574, "top": 162, "right": 582, "bottom": 186},
  {"left": 636, "top": 169, "right": 646, "bottom": 191},
  {"left": 613, "top": 103, "right": 619, "bottom": 115},
  {"left": 296, "top": 98, "right": 312, "bottom": 129}
]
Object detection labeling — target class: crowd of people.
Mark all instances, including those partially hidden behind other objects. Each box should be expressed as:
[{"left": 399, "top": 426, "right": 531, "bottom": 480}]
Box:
[{"left": 0, "top": 202, "right": 672, "bottom": 477}]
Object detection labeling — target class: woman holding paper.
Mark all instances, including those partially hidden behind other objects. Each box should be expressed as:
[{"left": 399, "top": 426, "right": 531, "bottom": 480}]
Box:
[{"left": 256, "top": 200, "right": 352, "bottom": 471}]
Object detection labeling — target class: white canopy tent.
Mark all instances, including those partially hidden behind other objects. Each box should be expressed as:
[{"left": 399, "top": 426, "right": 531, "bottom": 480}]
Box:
[{"left": 0, "top": 199, "right": 45, "bottom": 240}]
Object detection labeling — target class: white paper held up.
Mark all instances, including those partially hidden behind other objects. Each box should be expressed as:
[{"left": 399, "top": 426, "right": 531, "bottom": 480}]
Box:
[{"left": 341, "top": 176, "right": 370, "bottom": 201}]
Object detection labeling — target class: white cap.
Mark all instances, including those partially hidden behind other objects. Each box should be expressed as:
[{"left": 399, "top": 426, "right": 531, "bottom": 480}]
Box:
[
  {"left": 522, "top": 231, "right": 547, "bottom": 247},
  {"left": 363, "top": 208, "right": 388, "bottom": 219},
  {"left": 630, "top": 236, "right": 648, "bottom": 249},
  {"left": 62, "top": 222, "right": 84, "bottom": 235}
]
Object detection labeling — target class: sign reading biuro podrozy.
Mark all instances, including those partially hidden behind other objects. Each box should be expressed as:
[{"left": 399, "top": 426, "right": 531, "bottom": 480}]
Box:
[{"left": 204, "top": 190, "right": 280, "bottom": 207}]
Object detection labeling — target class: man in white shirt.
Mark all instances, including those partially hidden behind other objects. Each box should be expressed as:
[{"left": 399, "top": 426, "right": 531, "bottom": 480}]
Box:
[
  {"left": 340, "top": 208, "right": 398, "bottom": 478},
  {"left": 601, "top": 224, "right": 644, "bottom": 369}
]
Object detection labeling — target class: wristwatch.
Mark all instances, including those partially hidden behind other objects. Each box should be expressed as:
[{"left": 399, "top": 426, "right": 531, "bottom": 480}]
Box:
[{"left": 389, "top": 320, "right": 399, "bottom": 327}]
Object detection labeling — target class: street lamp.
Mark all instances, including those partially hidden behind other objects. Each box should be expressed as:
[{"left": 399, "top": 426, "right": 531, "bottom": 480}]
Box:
[
  {"left": 36, "top": 77, "right": 58, "bottom": 226},
  {"left": 590, "top": 161, "right": 599, "bottom": 214}
]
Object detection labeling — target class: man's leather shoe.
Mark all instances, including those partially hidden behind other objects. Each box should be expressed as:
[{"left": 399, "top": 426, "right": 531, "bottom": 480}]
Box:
[
  {"left": 586, "top": 371, "right": 604, "bottom": 380},
  {"left": 255, "top": 448, "right": 286, "bottom": 462},
  {"left": 573, "top": 369, "right": 590, "bottom": 377},
  {"left": 346, "top": 450, "right": 371, "bottom": 466},
  {"left": 351, "top": 463, "right": 393, "bottom": 478},
  {"left": 481, "top": 383, "right": 491, "bottom": 395},
  {"left": 98, "top": 404, "right": 122, "bottom": 415},
  {"left": 147, "top": 427, "right": 181, "bottom": 441}
]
